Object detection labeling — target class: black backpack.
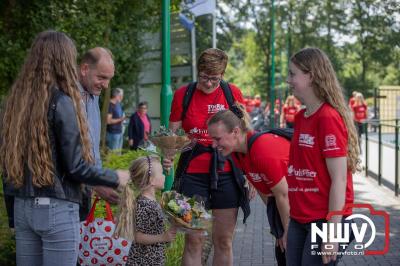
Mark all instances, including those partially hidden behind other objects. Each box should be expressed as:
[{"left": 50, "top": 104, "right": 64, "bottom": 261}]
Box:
[
  {"left": 181, "top": 80, "right": 235, "bottom": 121},
  {"left": 246, "top": 127, "right": 293, "bottom": 239},
  {"left": 247, "top": 128, "right": 293, "bottom": 150}
]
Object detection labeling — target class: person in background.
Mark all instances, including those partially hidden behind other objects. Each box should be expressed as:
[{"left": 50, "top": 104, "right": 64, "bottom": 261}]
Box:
[
  {"left": 286, "top": 47, "right": 358, "bottom": 266},
  {"left": 106, "top": 88, "right": 125, "bottom": 151},
  {"left": 280, "top": 95, "right": 300, "bottom": 128},
  {"left": 254, "top": 94, "right": 262, "bottom": 108},
  {"left": 0, "top": 30, "right": 129, "bottom": 266},
  {"left": 348, "top": 91, "right": 357, "bottom": 108},
  {"left": 246, "top": 95, "right": 256, "bottom": 113},
  {"left": 128, "top": 101, "right": 152, "bottom": 150},
  {"left": 351, "top": 92, "right": 368, "bottom": 150},
  {"left": 274, "top": 99, "right": 281, "bottom": 127}
]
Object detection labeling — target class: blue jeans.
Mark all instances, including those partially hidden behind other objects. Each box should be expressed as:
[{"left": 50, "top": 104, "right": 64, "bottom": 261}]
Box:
[
  {"left": 14, "top": 197, "right": 80, "bottom": 266},
  {"left": 286, "top": 218, "right": 354, "bottom": 266},
  {"left": 106, "top": 132, "right": 123, "bottom": 150}
]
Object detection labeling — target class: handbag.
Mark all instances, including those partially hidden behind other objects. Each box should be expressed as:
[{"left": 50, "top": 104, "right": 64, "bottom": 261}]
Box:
[{"left": 78, "top": 198, "right": 131, "bottom": 266}]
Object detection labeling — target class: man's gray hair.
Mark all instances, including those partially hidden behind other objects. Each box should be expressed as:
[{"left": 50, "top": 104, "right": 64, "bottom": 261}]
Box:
[{"left": 111, "top": 88, "right": 123, "bottom": 98}]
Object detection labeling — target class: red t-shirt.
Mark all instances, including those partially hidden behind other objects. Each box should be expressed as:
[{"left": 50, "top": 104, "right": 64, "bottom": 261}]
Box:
[
  {"left": 170, "top": 83, "right": 244, "bottom": 173},
  {"left": 287, "top": 103, "right": 354, "bottom": 224},
  {"left": 352, "top": 104, "right": 367, "bottom": 122},
  {"left": 233, "top": 132, "right": 290, "bottom": 195},
  {"left": 348, "top": 97, "right": 355, "bottom": 107},
  {"left": 246, "top": 100, "right": 256, "bottom": 113},
  {"left": 282, "top": 105, "right": 298, "bottom": 123}
]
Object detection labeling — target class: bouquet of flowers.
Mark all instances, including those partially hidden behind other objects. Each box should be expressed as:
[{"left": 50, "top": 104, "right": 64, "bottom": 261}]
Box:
[
  {"left": 161, "top": 191, "right": 212, "bottom": 233},
  {"left": 148, "top": 127, "right": 195, "bottom": 172}
]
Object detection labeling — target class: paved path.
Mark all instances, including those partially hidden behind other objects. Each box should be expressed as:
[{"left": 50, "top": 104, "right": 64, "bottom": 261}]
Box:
[{"left": 207, "top": 172, "right": 400, "bottom": 266}]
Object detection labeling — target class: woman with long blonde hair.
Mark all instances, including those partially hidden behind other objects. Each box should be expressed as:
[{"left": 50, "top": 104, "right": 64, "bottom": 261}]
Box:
[
  {"left": 286, "top": 47, "right": 359, "bottom": 266},
  {"left": 0, "top": 30, "right": 129, "bottom": 266}
]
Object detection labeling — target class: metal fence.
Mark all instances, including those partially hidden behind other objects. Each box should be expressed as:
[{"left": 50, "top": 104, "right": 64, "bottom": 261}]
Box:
[{"left": 363, "top": 119, "right": 400, "bottom": 196}]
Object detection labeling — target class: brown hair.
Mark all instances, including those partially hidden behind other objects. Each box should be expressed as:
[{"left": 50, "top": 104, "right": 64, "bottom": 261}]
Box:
[
  {"left": 197, "top": 48, "right": 228, "bottom": 75},
  {"left": 207, "top": 104, "right": 252, "bottom": 133},
  {"left": 291, "top": 47, "right": 360, "bottom": 172},
  {"left": 0, "top": 30, "right": 93, "bottom": 188},
  {"left": 114, "top": 155, "right": 160, "bottom": 241}
]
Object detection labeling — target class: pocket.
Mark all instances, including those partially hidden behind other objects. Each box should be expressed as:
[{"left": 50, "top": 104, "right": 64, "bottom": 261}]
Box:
[
  {"left": 67, "top": 202, "right": 80, "bottom": 223},
  {"left": 32, "top": 204, "right": 55, "bottom": 232}
]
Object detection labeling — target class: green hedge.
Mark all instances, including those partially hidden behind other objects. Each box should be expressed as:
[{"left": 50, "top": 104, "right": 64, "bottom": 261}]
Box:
[{"left": 0, "top": 180, "right": 16, "bottom": 266}]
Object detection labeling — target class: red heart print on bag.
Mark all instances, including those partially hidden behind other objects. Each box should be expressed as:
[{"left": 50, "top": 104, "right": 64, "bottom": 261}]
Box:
[{"left": 89, "top": 236, "right": 113, "bottom": 257}]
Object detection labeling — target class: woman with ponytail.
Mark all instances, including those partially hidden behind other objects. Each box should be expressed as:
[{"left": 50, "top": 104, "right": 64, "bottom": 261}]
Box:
[
  {"left": 207, "top": 105, "right": 290, "bottom": 266},
  {"left": 115, "top": 156, "right": 177, "bottom": 266},
  {"left": 286, "top": 47, "right": 359, "bottom": 266}
]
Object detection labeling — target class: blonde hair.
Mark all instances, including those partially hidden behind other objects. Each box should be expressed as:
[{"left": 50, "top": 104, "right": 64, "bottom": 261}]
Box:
[
  {"left": 114, "top": 155, "right": 160, "bottom": 241},
  {"left": 354, "top": 92, "right": 365, "bottom": 105},
  {"left": 0, "top": 30, "right": 93, "bottom": 188},
  {"left": 208, "top": 104, "right": 252, "bottom": 133},
  {"left": 285, "top": 95, "right": 296, "bottom": 107},
  {"left": 197, "top": 48, "right": 228, "bottom": 75},
  {"left": 291, "top": 47, "right": 360, "bottom": 172}
]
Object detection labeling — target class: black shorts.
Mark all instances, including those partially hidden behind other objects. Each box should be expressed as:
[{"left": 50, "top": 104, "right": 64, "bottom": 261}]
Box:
[{"left": 179, "top": 172, "right": 241, "bottom": 210}]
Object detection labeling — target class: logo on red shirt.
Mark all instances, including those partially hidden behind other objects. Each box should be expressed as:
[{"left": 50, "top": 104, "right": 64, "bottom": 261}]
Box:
[
  {"left": 299, "top": 134, "right": 315, "bottom": 147},
  {"left": 288, "top": 165, "right": 317, "bottom": 179},
  {"left": 324, "top": 134, "right": 340, "bottom": 151},
  {"left": 248, "top": 172, "right": 271, "bottom": 184},
  {"left": 208, "top": 104, "right": 225, "bottom": 114},
  {"left": 189, "top": 127, "right": 208, "bottom": 135}
]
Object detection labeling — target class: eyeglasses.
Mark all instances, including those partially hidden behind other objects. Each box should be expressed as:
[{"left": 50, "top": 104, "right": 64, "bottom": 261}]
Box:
[{"left": 198, "top": 75, "right": 221, "bottom": 84}]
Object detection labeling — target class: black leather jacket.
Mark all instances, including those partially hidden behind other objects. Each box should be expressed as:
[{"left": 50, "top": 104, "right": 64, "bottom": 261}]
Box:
[{"left": 3, "top": 88, "right": 119, "bottom": 226}]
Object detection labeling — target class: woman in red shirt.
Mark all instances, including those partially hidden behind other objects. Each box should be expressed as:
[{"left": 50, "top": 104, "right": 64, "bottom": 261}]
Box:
[
  {"left": 164, "top": 48, "right": 248, "bottom": 266},
  {"left": 351, "top": 92, "right": 368, "bottom": 144},
  {"left": 281, "top": 95, "right": 300, "bottom": 128},
  {"left": 207, "top": 106, "right": 290, "bottom": 266},
  {"left": 286, "top": 48, "right": 359, "bottom": 266}
]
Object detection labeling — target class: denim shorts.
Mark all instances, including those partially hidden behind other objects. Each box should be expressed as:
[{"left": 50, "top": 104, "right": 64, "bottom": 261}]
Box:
[
  {"left": 180, "top": 172, "right": 241, "bottom": 210},
  {"left": 14, "top": 197, "right": 80, "bottom": 266}
]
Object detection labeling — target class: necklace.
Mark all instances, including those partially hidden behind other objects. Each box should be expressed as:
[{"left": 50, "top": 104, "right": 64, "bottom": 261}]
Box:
[{"left": 304, "top": 101, "right": 324, "bottom": 117}]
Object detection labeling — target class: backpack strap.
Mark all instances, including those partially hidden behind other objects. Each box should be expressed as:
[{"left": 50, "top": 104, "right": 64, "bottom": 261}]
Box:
[
  {"left": 247, "top": 131, "right": 267, "bottom": 152},
  {"left": 181, "top": 80, "right": 235, "bottom": 121},
  {"left": 247, "top": 128, "right": 294, "bottom": 152},
  {"left": 220, "top": 80, "right": 235, "bottom": 109},
  {"left": 181, "top": 82, "right": 197, "bottom": 121}
]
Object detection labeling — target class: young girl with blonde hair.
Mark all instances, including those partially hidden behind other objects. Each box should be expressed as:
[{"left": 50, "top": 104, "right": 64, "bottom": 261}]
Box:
[
  {"left": 286, "top": 47, "right": 359, "bottom": 266},
  {"left": 115, "top": 155, "right": 177, "bottom": 266}
]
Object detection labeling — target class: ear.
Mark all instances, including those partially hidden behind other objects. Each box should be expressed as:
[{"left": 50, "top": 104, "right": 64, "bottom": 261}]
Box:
[
  {"left": 149, "top": 176, "right": 156, "bottom": 186},
  {"left": 80, "top": 63, "right": 89, "bottom": 77},
  {"left": 232, "top": 126, "right": 240, "bottom": 136},
  {"left": 307, "top": 71, "right": 314, "bottom": 82}
]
